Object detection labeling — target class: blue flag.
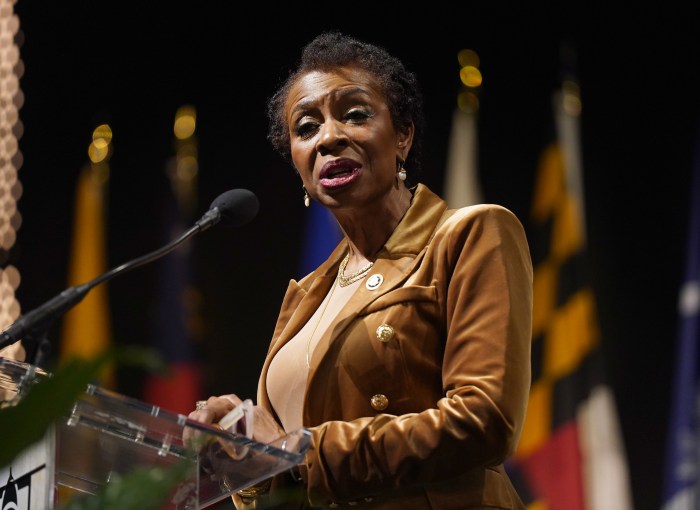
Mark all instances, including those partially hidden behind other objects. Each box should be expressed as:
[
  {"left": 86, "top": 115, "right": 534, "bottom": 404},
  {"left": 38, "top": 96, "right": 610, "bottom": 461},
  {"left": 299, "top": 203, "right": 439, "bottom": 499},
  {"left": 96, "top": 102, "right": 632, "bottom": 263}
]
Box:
[
  {"left": 662, "top": 124, "right": 700, "bottom": 509},
  {"left": 298, "top": 201, "right": 343, "bottom": 278}
]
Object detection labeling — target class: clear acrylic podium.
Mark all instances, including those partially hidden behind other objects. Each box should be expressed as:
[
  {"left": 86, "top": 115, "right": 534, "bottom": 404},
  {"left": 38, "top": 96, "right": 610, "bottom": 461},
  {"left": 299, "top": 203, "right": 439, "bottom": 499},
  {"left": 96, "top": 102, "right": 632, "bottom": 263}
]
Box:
[{"left": 0, "top": 357, "right": 311, "bottom": 509}]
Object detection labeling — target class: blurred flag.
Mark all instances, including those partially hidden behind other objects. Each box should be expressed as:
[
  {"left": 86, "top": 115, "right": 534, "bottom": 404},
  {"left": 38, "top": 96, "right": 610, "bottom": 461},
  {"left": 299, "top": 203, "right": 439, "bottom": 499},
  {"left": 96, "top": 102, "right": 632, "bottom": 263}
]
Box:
[
  {"left": 443, "top": 48, "right": 483, "bottom": 208},
  {"left": 661, "top": 122, "right": 700, "bottom": 510},
  {"left": 298, "top": 201, "right": 342, "bottom": 278},
  {"left": 506, "top": 76, "right": 634, "bottom": 509},
  {"left": 60, "top": 126, "right": 114, "bottom": 388},
  {"left": 443, "top": 107, "right": 482, "bottom": 207},
  {"left": 142, "top": 105, "right": 204, "bottom": 415}
]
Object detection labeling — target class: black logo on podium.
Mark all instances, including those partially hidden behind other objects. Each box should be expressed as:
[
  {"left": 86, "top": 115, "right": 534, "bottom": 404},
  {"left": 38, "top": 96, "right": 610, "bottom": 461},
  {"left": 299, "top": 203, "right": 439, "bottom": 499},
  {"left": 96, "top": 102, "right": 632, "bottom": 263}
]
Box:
[{"left": 1, "top": 465, "right": 46, "bottom": 510}]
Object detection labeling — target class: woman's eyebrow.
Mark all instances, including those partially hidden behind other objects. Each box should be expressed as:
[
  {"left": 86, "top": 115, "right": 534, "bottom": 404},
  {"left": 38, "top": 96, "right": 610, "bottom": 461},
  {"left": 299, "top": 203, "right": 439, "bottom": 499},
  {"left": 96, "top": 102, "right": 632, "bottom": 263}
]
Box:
[{"left": 291, "top": 87, "right": 373, "bottom": 116}]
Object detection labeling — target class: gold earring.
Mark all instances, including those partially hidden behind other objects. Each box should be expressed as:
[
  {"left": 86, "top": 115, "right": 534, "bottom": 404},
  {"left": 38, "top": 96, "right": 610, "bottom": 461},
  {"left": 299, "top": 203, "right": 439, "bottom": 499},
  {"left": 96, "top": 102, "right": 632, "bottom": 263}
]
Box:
[
  {"left": 303, "top": 187, "right": 310, "bottom": 207},
  {"left": 397, "top": 161, "right": 407, "bottom": 182}
]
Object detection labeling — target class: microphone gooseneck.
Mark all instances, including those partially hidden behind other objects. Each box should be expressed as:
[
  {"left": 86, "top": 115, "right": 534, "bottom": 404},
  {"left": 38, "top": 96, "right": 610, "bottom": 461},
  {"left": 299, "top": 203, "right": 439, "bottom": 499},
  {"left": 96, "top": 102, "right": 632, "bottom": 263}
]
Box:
[{"left": 0, "top": 188, "right": 259, "bottom": 354}]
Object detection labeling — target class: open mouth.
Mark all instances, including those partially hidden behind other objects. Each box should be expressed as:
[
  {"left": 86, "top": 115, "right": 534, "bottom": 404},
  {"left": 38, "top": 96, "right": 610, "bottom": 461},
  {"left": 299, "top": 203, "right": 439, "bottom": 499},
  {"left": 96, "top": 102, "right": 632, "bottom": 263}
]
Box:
[{"left": 319, "top": 160, "right": 362, "bottom": 189}]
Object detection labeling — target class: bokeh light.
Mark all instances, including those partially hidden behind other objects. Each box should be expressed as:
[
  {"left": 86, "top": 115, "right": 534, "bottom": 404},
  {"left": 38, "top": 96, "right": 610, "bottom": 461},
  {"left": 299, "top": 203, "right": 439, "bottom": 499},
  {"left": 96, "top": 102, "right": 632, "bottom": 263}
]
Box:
[
  {"left": 0, "top": 2, "right": 22, "bottom": 334},
  {"left": 457, "top": 48, "right": 480, "bottom": 68},
  {"left": 456, "top": 49, "right": 481, "bottom": 113},
  {"left": 460, "top": 65, "right": 482, "bottom": 88},
  {"left": 174, "top": 105, "right": 196, "bottom": 140},
  {"left": 88, "top": 124, "right": 112, "bottom": 163}
]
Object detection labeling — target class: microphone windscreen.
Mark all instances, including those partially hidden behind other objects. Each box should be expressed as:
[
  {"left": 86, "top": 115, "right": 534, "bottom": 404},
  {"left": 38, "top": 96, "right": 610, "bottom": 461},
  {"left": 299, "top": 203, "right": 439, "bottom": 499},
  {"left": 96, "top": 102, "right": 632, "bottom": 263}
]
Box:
[{"left": 210, "top": 189, "right": 260, "bottom": 227}]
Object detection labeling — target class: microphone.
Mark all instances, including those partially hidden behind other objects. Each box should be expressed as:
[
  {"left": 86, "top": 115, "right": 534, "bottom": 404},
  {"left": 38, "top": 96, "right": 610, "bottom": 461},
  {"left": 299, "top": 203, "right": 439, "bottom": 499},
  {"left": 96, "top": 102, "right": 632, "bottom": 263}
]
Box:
[
  {"left": 194, "top": 188, "right": 260, "bottom": 231},
  {"left": 0, "top": 188, "right": 259, "bottom": 354}
]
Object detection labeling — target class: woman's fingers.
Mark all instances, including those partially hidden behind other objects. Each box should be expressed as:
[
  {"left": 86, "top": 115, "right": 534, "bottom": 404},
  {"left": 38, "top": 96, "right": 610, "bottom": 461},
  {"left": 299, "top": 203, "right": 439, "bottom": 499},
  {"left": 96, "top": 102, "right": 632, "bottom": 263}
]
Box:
[
  {"left": 251, "top": 405, "right": 285, "bottom": 444},
  {"left": 190, "top": 395, "right": 239, "bottom": 423},
  {"left": 183, "top": 394, "right": 242, "bottom": 446},
  {"left": 221, "top": 394, "right": 243, "bottom": 408}
]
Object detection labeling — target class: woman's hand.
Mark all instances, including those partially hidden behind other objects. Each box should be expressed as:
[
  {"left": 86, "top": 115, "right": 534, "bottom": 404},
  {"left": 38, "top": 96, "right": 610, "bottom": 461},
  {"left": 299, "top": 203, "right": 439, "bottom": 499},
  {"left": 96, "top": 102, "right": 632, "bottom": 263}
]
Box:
[
  {"left": 185, "top": 395, "right": 285, "bottom": 510},
  {"left": 249, "top": 401, "right": 286, "bottom": 445},
  {"left": 183, "top": 394, "right": 239, "bottom": 449},
  {"left": 188, "top": 394, "right": 239, "bottom": 428},
  {"left": 186, "top": 394, "right": 286, "bottom": 445}
]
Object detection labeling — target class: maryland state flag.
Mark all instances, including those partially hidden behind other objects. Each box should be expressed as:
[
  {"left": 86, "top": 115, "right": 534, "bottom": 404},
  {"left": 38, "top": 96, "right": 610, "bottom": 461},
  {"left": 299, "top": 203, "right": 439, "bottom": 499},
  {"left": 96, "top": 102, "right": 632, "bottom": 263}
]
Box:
[{"left": 506, "top": 81, "right": 633, "bottom": 509}]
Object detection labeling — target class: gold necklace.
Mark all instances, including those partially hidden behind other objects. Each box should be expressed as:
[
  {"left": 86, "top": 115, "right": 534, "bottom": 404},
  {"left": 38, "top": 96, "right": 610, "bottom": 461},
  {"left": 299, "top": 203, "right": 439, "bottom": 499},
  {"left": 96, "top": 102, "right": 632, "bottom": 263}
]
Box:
[
  {"left": 305, "top": 275, "right": 338, "bottom": 369},
  {"left": 337, "top": 252, "right": 374, "bottom": 287}
]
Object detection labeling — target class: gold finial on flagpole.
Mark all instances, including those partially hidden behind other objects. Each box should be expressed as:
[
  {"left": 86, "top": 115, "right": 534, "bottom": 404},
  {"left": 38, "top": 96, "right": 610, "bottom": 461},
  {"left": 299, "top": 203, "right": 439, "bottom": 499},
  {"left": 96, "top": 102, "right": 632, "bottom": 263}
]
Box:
[
  {"left": 168, "top": 105, "right": 198, "bottom": 219},
  {"left": 457, "top": 48, "right": 481, "bottom": 114}
]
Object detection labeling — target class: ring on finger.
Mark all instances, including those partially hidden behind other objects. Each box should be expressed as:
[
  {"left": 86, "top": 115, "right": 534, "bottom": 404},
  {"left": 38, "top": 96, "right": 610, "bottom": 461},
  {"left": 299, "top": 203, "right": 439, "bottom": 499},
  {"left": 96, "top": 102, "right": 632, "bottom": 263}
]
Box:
[{"left": 195, "top": 400, "right": 208, "bottom": 411}]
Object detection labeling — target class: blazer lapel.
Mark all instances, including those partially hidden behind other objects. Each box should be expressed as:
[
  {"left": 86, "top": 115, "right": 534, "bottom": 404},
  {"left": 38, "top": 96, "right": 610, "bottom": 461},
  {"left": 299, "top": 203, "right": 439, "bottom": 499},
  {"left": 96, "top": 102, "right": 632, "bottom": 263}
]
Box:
[{"left": 306, "top": 184, "right": 450, "bottom": 375}]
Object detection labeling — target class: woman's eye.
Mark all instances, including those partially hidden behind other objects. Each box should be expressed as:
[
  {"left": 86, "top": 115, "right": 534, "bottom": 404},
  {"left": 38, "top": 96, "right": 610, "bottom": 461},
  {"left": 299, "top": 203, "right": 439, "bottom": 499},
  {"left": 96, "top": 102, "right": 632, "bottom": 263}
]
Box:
[
  {"left": 345, "top": 109, "right": 371, "bottom": 122},
  {"left": 295, "top": 121, "right": 318, "bottom": 139}
]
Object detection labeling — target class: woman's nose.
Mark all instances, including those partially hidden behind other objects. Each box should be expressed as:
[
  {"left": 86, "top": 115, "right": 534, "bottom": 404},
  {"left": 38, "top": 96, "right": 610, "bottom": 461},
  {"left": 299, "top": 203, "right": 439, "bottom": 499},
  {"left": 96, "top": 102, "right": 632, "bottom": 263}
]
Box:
[{"left": 316, "top": 119, "right": 348, "bottom": 155}]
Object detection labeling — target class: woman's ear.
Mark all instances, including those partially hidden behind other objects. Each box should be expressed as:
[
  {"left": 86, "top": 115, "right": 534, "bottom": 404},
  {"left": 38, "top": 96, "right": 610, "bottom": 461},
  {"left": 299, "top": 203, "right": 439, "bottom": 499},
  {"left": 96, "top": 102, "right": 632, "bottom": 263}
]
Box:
[{"left": 397, "top": 122, "right": 415, "bottom": 161}]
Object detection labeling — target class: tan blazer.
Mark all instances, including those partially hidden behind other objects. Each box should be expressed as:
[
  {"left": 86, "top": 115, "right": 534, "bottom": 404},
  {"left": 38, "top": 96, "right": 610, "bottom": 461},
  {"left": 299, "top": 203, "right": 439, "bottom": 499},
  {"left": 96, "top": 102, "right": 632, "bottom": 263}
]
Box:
[{"left": 256, "top": 184, "right": 533, "bottom": 509}]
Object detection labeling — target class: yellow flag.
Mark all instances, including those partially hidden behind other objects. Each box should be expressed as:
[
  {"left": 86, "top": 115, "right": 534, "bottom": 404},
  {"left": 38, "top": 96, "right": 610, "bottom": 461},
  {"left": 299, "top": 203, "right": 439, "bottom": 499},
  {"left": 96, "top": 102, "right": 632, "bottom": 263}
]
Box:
[{"left": 60, "top": 163, "right": 113, "bottom": 387}]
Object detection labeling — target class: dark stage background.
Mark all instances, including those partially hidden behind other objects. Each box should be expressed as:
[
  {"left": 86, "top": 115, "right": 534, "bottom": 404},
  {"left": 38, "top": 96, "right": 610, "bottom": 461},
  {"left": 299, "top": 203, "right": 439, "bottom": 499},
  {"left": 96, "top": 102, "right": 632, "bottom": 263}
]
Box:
[{"left": 9, "top": 5, "right": 700, "bottom": 509}]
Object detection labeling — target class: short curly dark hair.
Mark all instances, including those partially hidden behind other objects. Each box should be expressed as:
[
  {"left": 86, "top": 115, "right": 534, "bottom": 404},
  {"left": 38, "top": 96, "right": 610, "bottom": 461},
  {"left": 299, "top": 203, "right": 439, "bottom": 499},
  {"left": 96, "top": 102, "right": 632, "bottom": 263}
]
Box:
[{"left": 266, "top": 31, "right": 425, "bottom": 184}]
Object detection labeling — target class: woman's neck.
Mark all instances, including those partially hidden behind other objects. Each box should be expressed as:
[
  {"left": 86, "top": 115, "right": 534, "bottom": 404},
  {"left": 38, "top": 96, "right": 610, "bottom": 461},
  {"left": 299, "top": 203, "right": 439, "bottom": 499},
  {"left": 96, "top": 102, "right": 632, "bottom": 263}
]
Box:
[{"left": 334, "top": 184, "right": 412, "bottom": 271}]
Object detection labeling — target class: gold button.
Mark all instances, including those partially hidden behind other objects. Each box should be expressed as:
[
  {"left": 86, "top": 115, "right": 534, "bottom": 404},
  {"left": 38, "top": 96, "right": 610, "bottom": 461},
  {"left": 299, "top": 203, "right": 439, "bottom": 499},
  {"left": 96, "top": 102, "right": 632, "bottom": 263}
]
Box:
[
  {"left": 370, "top": 394, "right": 389, "bottom": 411},
  {"left": 375, "top": 324, "right": 394, "bottom": 343}
]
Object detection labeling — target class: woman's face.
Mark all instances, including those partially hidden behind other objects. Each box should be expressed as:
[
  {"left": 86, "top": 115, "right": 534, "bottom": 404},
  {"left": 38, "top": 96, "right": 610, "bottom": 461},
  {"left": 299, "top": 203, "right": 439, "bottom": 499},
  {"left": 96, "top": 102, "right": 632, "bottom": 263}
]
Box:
[{"left": 285, "top": 67, "right": 411, "bottom": 211}]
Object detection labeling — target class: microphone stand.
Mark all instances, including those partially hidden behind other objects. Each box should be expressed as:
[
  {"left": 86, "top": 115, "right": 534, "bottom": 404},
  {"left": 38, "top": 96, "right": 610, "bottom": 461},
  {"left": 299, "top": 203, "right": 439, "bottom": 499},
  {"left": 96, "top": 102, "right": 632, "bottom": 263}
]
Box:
[{"left": 1, "top": 207, "right": 222, "bottom": 367}]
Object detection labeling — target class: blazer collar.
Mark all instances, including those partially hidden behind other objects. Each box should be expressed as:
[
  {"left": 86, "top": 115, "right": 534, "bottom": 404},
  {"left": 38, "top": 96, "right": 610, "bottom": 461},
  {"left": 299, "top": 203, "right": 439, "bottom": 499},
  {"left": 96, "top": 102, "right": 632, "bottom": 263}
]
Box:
[{"left": 299, "top": 182, "right": 449, "bottom": 288}]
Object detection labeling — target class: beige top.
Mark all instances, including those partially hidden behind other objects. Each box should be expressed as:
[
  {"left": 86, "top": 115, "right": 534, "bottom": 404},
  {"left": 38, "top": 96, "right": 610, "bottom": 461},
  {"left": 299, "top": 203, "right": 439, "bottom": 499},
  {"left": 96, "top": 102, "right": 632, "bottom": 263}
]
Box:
[{"left": 266, "top": 275, "right": 363, "bottom": 432}]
